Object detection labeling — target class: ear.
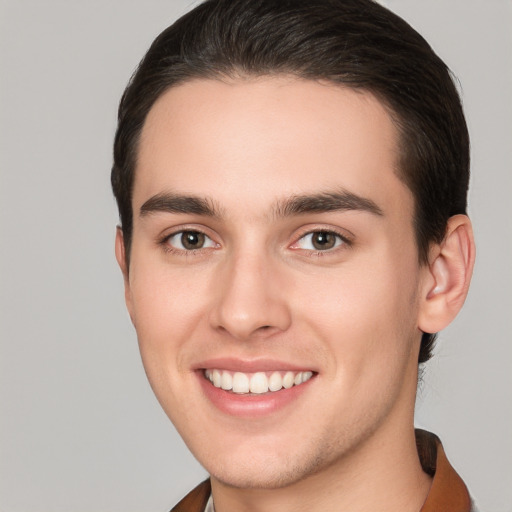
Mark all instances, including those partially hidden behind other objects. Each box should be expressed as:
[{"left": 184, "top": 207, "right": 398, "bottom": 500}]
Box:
[
  {"left": 115, "top": 226, "right": 135, "bottom": 325},
  {"left": 418, "top": 214, "right": 475, "bottom": 334}
]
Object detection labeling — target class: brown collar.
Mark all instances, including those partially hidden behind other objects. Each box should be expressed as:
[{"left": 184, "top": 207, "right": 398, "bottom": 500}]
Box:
[
  {"left": 171, "top": 430, "right": 472, "bottom": 512},
  {"left": 416, "top": 429, "right": 472, "bottom": 511},
  {"left": 171, "top": 479, "right": 210, "bottom": 512}
]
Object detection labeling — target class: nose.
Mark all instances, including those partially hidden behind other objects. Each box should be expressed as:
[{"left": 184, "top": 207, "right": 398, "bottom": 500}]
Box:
[{"left": 209, "top": 250, "right": 292, "bottom": 341}]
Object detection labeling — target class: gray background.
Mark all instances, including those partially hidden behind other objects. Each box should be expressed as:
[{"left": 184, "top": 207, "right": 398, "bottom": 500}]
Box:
[{"left": 1, "top": 0, "right": 510, "bottom": 511}]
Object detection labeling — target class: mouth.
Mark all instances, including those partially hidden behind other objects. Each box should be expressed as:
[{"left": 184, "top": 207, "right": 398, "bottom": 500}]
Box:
[
  {"left": 196, "top": 359, "right": 317, "bottom": 417},
  {"left": 204, "top": 369, "right": 315, "bottom": 395}
]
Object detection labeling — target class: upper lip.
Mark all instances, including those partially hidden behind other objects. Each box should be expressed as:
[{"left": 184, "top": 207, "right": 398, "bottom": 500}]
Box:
[{"left": 193, "top": 357, "right": 317, "bottom": 373}]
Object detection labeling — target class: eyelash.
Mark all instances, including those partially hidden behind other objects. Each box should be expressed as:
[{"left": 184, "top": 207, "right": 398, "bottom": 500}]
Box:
[
  {"left": 159, "top": 229, "right": 217, "bottom": 255},
  {"left": 291, "top": 228, "right": 352, "bottom": 257},
  {"left": 158, "top": 228, "right": 352, "bottom": 257}
]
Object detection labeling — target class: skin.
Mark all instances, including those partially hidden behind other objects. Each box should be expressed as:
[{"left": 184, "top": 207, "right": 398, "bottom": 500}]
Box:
[{"left": 116, "top": 77, "right": 474, "bottom": 511}]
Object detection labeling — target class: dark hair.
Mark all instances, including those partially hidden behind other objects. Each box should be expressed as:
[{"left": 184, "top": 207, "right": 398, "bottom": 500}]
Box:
[{"left": 111, "top": 0, "right": 470, "bottom": 363}]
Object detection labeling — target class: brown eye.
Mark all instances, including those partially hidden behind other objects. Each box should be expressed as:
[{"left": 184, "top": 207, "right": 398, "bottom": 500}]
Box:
[
  {"left": 295, "top": 230, "right": 345, "bottom": 251},
  {"left": 311, "top": 231, "right": 337, "bottom": 250},
  {"left": 181, "top": 231, "right": 205, "bottom": 249},
  {"left": 165, "top": 230, "right": 216, "bottom": 251}
]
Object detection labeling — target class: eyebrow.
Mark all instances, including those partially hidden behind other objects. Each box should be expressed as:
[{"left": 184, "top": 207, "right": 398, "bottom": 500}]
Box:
[
  {"left": 272, "top": 190, "right": 383, "bottom": 218},
  {"left": 139, "top": 189, "right": 383, "bottom": 220},
  {"left": 140, "top": 193, "right": 223, "bottom": 218}
]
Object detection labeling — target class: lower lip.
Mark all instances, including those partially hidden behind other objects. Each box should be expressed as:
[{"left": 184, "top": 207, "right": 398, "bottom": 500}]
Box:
[{"left": 197, "top": 371, "right": 314, "bottom": 418}]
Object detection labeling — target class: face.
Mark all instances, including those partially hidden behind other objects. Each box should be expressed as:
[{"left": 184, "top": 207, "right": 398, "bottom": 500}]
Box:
[{"left": 118, "top": 77, "right": 431, "bottom": 489}]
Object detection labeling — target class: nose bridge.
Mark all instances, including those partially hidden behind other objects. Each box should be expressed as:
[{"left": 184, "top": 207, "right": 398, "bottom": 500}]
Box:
[{"left": 210, "top": 243, "right": 291, "bottom": 340}]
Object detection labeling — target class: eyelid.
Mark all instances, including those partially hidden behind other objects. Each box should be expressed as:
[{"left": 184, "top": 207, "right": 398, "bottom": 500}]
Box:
[
  {"left": 156, "top": 224, "right": 352, "bottom": 255},
  {"left": 290, "top": 226, "right": 353, "bottom": 252},
  {"left": 158, "top": 225, "right": 220, "bottom": 253}
]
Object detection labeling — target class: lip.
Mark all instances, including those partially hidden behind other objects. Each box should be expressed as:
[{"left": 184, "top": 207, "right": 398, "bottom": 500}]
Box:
[
  {"left": 193, "top": 357, "right": 317, "bottom": 373},
  {"left": 195, "top": 358, "right": 317, "bottom": 418}
]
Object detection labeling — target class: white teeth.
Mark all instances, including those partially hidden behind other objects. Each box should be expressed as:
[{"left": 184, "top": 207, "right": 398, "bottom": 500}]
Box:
[
  {"left": 232, "top": 372, "right": 250, "bottom": 393},
  {"left": 212, "top": 369, "right": 222, "bottom": 388},
  {"left": 249, "top": 372, "right": 268, "bottom": 394},
  {"left": 268, "top": 371, "right": 283, "bottom": 392},
  {"left": 221, "top": 371, "right": 233, "bottom": 390},
  {"left": 282, "top": 371, "right": 295, "bottom": 389},
  {"left": 205, "top": 369, "right": 314, "bottom": 394}
]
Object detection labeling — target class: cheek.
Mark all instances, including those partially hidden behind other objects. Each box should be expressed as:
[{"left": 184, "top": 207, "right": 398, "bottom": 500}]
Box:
[
  {"left": 295, "top": 253, "right": 421, "bottom": 376},
  {"left": 127, "top": 262, "right": 218, "bottom": 427},
  {"left": 128, "top": 257, "right": 212, "bottom": 374}
]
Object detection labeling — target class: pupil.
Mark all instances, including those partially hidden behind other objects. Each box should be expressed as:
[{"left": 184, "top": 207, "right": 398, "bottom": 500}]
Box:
[
  {"left": 182, "top": 231, "right": 204, "bottom": 249},
  {"left": 313, "top": 232, "right": 335, "bottom": 250}
]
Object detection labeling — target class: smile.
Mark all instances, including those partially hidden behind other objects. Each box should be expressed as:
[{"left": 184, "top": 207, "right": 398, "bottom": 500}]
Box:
[{"left": 204, "top": 369, "right": 314, "bottom": 394}]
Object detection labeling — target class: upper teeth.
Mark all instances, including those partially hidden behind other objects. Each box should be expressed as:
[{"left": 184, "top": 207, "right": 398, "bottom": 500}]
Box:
[{"left": 204, "top": 369, "right": 314, "bottom": 394}]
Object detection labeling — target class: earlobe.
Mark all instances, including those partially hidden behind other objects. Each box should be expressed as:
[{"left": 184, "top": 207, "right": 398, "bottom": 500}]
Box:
[
  {"left": 418, "top": 215, "right": 475, "bottom": 334},
  {"left": 115, "top": 227, "right": 136, "bottom": 325}
]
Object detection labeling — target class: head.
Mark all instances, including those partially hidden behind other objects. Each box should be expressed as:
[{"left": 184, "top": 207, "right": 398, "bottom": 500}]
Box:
[
  {"left": 112, "top": 0, "right": 470, "bottom": 364},
  {"left": 111, "top": 0, "right": 474, "bottom": 492}
]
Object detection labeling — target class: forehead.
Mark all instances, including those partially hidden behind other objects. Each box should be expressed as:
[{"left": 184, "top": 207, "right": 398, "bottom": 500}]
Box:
[{"left": 135, "top": 77, "right": 412, "bottom": 219}]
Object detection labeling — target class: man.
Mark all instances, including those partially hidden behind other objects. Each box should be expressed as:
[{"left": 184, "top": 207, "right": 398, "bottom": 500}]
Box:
[{"left": 111, "top": 0, "right": 476, "bottom": 510}]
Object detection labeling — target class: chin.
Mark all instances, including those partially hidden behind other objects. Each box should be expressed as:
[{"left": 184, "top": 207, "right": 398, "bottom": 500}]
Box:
[
  {"left": 208, "top": 458, "right": 317, "bottom": 490},
  {"left": 199, "top": 434, "right": 336, "bottom": 490}
]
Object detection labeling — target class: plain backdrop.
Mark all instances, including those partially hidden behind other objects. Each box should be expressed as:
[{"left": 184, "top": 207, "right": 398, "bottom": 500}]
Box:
[{"left": 1, "top": 1, "right": 511, "bottom": 511}]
